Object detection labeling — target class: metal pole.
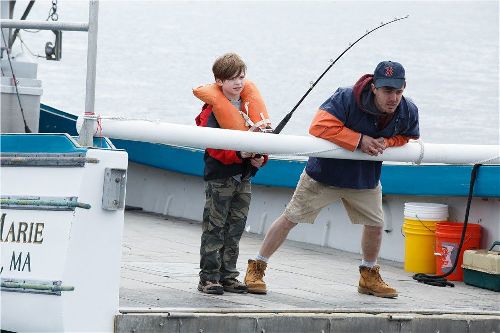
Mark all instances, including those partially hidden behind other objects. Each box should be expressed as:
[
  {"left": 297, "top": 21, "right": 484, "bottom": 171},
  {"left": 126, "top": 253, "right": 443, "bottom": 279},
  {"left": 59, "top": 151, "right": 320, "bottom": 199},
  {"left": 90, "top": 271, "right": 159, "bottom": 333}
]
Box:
[
  {"left": 78, "top": 0, "right": 99, "bottom": 146},
  {"left": 0, "top": 19, "right": 89, "bottom": 31},
  {"left": 85, "top": 0, "right": 98, "bottom": 116},
  {"left": 8, "top": 1, "right": 36, "bottom": 49},
  {"left": 0, "top": 1, "right": 12, "bottom": 59}
]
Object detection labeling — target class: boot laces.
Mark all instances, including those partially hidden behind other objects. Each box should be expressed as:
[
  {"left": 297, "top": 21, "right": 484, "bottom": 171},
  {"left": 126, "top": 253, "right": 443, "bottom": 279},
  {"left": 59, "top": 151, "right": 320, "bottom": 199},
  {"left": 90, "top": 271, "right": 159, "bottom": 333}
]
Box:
[
  {"left": 371, "top": 267, "right": 389, "bottom": 287},
  {"left": 249, "top": 262, "right": 265, "bottom": 279}
]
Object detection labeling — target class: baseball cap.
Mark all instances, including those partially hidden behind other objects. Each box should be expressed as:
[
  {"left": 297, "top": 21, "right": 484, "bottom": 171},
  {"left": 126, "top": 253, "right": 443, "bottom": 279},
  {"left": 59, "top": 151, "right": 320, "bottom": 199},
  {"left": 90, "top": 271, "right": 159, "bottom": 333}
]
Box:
[{"left": 373, "top": 61, "right": 405, "bottom": 89}]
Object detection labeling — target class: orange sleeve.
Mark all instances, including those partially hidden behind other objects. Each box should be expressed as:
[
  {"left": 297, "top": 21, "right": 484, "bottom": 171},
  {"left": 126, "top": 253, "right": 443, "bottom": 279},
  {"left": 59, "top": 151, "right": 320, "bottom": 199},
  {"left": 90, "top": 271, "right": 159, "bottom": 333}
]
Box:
[
  {"left": 308, "top": 109, "right": 361, "bottom": 152},
  {"left": 384, "top": 135, "right": 413, "bottom": 147}
]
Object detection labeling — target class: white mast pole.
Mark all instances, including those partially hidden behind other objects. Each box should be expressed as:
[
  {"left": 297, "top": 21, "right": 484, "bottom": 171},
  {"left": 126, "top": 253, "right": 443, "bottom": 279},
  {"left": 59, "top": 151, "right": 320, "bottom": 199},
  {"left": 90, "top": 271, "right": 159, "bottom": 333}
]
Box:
[{"left": 78, "top": 0, "right": 99, "bottom": 146}]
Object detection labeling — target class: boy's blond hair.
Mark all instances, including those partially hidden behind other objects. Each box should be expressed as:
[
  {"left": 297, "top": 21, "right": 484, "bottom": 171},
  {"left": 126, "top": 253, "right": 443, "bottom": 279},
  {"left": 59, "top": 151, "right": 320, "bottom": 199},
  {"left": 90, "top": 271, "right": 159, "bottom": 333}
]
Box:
[{"left": 212, "top": 53, "right": 247, "bottom": 81}]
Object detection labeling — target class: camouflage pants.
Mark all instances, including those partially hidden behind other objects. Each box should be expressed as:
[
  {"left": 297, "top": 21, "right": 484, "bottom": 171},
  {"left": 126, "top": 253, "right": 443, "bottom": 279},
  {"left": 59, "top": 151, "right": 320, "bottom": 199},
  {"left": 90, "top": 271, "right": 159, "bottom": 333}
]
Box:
[{"left": 200, "top": 176, "right": 251, "bottom": 281}]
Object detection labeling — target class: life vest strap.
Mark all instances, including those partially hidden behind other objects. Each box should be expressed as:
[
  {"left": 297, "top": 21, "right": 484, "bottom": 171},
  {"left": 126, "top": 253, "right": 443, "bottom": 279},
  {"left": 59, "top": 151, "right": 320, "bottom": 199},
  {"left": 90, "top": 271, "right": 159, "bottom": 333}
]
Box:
[{"left": 239, "top": 110, "right": 272, "bottom": 132}]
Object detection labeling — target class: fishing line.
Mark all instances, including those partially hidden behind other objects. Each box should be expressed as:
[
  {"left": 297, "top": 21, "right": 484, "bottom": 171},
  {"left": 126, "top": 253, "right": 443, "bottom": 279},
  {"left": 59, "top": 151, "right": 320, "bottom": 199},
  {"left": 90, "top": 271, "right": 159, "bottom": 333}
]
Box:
[
  {"left": 1, "top": 30, "right": 32, "bottom": 133},
  {"left": 273, "top": 15, "right": 409, "bottom": 134},
  {"left": 273, "top": 146, "right": 345, "bottom": 157}
]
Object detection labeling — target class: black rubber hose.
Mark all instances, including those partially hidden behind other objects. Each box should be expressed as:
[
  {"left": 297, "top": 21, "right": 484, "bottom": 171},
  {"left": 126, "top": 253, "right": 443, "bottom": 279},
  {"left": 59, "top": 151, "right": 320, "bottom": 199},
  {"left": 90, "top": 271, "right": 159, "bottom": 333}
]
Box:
[{"left": 413, "top": 163, "right": 482, "bottom": 287}]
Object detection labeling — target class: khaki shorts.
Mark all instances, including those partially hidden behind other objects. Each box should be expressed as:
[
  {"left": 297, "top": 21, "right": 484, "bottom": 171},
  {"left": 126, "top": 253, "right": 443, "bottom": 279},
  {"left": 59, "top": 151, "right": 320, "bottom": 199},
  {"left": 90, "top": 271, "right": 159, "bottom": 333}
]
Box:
[{"left": 284, "top": 170, "right": 384, "bottom": 226}]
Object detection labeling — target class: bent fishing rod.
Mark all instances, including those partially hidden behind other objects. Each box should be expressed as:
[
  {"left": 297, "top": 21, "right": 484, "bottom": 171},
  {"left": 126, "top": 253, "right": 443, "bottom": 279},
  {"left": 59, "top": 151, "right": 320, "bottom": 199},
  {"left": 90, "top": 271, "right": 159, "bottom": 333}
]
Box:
[{"left": 272, "top": 15, "right": 409, "bottom": 135}]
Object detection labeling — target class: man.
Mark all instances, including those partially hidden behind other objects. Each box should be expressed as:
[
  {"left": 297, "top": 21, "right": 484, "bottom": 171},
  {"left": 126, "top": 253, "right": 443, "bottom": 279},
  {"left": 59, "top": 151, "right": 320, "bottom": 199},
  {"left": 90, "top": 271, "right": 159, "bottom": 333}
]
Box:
[{"left": 244, "top": 61, "right": 419, "bottom": 298}]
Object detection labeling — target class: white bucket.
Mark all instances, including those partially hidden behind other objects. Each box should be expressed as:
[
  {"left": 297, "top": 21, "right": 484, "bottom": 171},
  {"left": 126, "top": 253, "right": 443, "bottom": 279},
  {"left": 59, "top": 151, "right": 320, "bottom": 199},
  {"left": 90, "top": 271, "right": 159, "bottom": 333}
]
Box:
[
  {"left": 403, "top": 202, "right": 449, "bottom": 273},
  {"left": 404, "top": 202, "right": 448, "bottom": 221}
]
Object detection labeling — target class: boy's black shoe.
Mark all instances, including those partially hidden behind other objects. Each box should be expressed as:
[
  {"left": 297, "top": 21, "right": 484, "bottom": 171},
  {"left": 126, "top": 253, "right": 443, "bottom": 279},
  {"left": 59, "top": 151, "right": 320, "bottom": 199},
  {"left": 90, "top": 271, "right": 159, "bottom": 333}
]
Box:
[
  {"left": 221, "top": 278, "right": 248, "bottom": 293},
  {"left": 198, "top": 279, "right": 224, "bottom": 295}
]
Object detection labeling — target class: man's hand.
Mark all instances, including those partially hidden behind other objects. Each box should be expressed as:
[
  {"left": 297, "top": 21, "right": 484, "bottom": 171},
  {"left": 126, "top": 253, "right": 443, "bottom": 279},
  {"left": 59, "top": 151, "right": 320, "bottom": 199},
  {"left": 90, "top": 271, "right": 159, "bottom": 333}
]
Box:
[
  {"left": 359, "top": 135, "right": 386, "bottom": 156},
  {"left": 250, "top": 155, "right": 265, "bottom": 168}
]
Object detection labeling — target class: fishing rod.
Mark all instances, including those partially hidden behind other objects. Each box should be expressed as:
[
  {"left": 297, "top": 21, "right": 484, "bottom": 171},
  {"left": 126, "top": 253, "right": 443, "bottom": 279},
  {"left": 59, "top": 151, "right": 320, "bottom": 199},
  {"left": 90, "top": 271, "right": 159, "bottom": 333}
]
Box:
[{"left": 272, "top": 15, "right": 409, "bottom": 134}]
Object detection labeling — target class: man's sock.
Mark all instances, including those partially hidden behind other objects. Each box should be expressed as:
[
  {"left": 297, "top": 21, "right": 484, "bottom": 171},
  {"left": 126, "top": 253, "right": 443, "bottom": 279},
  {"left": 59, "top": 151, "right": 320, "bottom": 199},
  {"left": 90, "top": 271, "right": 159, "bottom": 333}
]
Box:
[
  {"left": 360, "top": 259, "right": 376, "bottom": 268},
  {"left": 255, "top": 254, "right": 269, "bottom": 263}
]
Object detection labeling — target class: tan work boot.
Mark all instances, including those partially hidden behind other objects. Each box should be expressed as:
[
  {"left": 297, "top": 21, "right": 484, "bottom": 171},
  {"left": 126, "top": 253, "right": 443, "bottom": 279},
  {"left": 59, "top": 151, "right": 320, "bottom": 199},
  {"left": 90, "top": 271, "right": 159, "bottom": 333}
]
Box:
[
  {"left": 244, "top": 259, "right": 267, "bottom": 294},
  {"left": 358, "top": 265, "right": 398, "bottom": 298}
]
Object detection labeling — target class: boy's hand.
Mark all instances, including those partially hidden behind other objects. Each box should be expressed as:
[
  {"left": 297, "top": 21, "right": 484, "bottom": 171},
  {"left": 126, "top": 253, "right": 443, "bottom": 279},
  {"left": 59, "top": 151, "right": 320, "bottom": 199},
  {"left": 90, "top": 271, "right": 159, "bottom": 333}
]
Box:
[
  {"left": 240, "top": 151, "right": 255, "bottom": 159},
  {"left": 359, "top": 135, "right": 386, "bottom": 156},
  {"left": 250, "top": 156, "right": 265, "bottom": 168}
]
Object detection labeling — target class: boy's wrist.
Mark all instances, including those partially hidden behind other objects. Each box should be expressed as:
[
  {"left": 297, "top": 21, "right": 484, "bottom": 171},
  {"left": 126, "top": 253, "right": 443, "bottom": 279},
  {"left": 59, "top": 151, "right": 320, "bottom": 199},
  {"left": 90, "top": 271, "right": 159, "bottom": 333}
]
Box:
[{"left": 239, "top": 151, "right": 255, "bottom": 159}]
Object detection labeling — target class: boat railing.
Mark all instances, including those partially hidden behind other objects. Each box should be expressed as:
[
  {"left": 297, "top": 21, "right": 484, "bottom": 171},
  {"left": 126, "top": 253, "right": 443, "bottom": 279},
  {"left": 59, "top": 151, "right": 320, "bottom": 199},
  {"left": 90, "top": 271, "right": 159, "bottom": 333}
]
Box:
[{"left": 0, "top": 19, "right": 89, "bottom": 31}]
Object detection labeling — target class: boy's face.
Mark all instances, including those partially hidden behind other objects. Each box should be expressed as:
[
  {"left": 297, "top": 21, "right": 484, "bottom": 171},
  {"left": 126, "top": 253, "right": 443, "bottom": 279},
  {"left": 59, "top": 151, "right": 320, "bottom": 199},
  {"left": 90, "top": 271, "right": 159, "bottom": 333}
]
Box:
[{"left": 216, "top": 72, "right": 246, "bottom": 100}]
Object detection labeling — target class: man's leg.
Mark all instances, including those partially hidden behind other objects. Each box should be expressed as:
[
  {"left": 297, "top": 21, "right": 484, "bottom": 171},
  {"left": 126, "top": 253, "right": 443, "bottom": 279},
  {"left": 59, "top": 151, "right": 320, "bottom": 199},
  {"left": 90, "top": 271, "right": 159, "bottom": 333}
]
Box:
[
  {"left": 244, "top": 214, "right": 297, "bottom": 294},
  {"left": 361, "top": 225, "right": 382, "bottom": 262},
  {"left": 259, "top": 214, "right": 298, "bottom": 258},
  {"left": 341, "top": 185, "right": 398, "bottom": 298},
  {"left": 245, "top": 171, "right": 330, "bottom": 294},
  {"left": 359, "top": 226, "right": 397, "bottom": 298}
]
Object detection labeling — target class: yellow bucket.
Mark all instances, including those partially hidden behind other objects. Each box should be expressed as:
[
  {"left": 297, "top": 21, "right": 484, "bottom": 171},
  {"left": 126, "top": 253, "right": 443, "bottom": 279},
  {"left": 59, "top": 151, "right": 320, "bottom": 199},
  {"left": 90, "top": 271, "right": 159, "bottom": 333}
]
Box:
[{"left": 402, "top": 202, "right": 448, "bottom": 274}]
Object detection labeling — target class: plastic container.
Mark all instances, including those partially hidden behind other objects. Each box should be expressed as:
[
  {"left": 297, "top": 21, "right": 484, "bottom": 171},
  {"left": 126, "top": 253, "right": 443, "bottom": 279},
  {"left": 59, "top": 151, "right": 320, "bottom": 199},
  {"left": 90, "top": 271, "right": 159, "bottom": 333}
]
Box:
[
  {"left": 402, "top": 202, "right": 448, "bottom": 273},
  {"left": 435, "top": 222, "right": 481, "bottom": 281},
  {"left": 404, "top": 202, "right": 448, "bottom": 221},
  {"left": 462, "top": 242, "right": 500, "bottom": 291},
  {"left": 1, "top": 61, "right": 42, "bottom": 133}
]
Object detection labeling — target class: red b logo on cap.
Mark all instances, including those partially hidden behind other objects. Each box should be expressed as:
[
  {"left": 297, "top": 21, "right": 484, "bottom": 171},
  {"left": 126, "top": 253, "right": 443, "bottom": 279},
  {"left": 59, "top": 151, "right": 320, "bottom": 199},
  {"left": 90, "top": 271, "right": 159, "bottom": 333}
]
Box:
[{"left": 385, "top": 66, "right": 394, "bottom": 77}]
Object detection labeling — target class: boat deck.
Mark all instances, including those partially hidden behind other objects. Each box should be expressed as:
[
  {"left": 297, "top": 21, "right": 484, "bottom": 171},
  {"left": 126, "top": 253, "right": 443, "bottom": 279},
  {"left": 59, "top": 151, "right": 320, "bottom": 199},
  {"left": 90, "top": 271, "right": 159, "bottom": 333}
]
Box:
[{"left": 117, "top": 211, "right": 499, "bottom": 332}]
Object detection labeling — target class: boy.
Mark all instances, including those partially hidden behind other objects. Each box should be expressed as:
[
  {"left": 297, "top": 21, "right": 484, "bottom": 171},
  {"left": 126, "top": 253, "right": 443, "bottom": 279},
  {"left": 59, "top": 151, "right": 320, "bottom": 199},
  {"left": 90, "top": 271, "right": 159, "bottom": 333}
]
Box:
[{"left": 194, "top": 53, "right": 269, "bottom": 294}]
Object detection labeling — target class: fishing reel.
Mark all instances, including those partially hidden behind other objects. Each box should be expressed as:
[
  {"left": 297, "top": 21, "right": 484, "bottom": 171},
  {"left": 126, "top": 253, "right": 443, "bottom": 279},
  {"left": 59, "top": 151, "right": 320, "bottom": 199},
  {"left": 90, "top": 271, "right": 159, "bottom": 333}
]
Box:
[{"left": 45, "top": 30, "right": 62, "bottom": 61}]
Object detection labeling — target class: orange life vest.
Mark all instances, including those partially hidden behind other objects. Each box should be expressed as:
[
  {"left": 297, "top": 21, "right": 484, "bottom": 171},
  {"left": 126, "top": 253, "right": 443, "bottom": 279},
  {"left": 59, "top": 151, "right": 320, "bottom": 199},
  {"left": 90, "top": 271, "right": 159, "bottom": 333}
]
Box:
[{"left": 193, "top": 80, "right": 271, "bottom": 132}]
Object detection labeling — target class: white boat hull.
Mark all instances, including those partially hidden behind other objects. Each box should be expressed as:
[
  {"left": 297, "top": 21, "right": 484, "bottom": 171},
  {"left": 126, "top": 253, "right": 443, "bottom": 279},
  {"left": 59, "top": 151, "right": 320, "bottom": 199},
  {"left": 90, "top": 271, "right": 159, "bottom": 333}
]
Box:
[
  {"left": 1, "top": 140, "right": 128, "bottom": 332},
  {"left": 125, "top": 161, "right": 500, "bottom": 262}
]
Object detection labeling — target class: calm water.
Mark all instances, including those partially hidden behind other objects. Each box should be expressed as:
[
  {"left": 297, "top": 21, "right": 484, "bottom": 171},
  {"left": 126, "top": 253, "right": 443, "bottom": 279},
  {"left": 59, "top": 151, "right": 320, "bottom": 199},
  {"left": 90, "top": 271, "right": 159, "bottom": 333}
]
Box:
[{"left": 14, "top": 0, "right": 499, "bottom": 144}]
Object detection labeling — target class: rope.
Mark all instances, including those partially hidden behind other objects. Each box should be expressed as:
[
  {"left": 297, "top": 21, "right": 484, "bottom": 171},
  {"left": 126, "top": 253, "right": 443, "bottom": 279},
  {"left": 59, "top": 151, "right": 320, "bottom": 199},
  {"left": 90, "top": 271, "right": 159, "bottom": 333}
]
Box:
[
  {"left": 18, "top": 35, "right": 45, "bottom": 58},
  {"left": 97, "top": 115, "right": 104, "bottom": 147},
  {"left": 413, "top": 139, "right": 425, "bottom": 165},
  {"left": 273, "top": 146, "right": 345, "bottom": 157},
  {"left": 473, "top": 154, "right": 500, "bottom": 165}
]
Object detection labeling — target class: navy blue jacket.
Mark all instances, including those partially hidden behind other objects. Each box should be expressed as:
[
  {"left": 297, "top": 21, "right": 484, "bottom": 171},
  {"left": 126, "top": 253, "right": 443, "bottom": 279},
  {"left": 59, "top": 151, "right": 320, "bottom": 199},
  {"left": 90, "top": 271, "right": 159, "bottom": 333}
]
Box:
[{"left": 305, "top": 75, "right": 419, "bottom": 189}]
